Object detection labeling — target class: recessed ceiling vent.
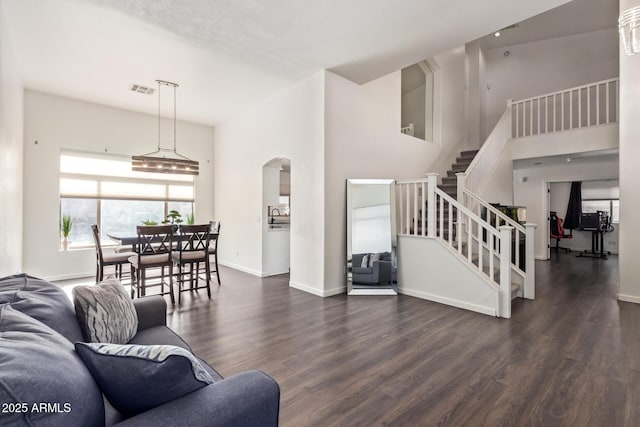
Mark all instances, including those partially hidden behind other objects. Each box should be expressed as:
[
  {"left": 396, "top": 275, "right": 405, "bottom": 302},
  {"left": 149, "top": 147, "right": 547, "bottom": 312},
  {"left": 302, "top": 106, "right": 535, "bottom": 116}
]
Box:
[{"left": 130, "top": 84, "right": 154, "bottom": 95}]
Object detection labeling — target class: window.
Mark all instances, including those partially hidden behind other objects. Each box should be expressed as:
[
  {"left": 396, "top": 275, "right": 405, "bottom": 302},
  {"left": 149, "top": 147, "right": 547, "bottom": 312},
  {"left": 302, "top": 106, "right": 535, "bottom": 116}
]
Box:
[
  {"left": 400, "top": 59, "right": 440, "bottom": 142},
  {"left": 580, "top": 180, "right": 619, "bottom": 224},
  {"left": 582, "top": 200, "right": 619, "bottom": 224},
  {"left": 59, "top": 151, "right": 194, "bottom": 248}
]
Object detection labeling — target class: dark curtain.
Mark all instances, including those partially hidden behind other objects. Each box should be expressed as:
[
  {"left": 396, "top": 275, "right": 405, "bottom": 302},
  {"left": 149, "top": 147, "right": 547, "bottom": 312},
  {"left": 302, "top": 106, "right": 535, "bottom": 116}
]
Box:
[{"left": 564, "top": 181, "right": 582, "bottom": 230}]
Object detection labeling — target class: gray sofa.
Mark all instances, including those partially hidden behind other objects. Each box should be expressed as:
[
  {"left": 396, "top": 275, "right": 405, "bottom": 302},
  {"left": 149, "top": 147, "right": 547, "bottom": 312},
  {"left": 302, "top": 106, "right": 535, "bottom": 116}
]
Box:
[
  {"left": 352, "top": 252, "right": 393, "bottom": 285},
  {"left": 0, "top": 273, "right": 280, "bottom": 426}
]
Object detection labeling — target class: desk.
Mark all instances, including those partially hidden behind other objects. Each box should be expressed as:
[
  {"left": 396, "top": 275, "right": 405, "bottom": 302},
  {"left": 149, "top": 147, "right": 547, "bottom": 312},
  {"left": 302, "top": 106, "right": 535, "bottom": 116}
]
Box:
[{"left": 577, "top": 228, "right": 610, "bottom": 259}]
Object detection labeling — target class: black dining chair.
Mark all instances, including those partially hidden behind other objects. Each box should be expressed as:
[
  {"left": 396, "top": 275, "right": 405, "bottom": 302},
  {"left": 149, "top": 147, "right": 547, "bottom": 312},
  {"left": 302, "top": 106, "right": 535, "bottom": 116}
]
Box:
[
  {"left": 129, "top": 225, "right": 175, "bottom": 303},
  {"left": 173, "top": 224, "right": 211, "bottom": 303},
  {"left": 208, "top": 221, "right": 221, "bottom": 285},
  {"left": 90, "top": 224, "right": 136, "bottom": 283}
]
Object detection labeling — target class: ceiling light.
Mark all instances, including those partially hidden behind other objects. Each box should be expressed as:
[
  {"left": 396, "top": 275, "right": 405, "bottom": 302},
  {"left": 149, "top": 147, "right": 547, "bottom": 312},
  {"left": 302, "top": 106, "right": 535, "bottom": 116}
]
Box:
[
  {"left": 494, "top": 31, "right": 501, "bottom": 37},
  {"left": 132, "top": 80, "right": 199, "bottom": 175},
  {"left": 619, "top": 6, "right": 640, "bottom": 55}
]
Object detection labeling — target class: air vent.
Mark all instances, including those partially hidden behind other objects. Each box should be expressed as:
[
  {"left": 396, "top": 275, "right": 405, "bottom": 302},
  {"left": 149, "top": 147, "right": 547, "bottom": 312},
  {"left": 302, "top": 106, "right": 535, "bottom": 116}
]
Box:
[{"left": 130, "top": 84, "right": 155, "bottom": 95}]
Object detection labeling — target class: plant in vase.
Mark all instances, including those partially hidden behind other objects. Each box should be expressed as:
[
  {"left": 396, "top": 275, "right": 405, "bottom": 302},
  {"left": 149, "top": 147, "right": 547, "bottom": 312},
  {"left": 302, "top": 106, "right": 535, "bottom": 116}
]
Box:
[
  {"left": 162, "top": 210, "right": 183, "bottom": 228},
  {"left": 61, "top": 214, "right": 73, "bottom": 250},
  {"left": 186, "top": 212, "right": 195, "bottom": 225}
]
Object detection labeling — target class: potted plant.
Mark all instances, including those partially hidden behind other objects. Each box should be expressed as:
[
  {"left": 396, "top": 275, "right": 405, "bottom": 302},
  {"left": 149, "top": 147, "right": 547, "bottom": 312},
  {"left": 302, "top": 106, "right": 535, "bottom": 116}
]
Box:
[
  {"left": 61, "top": 214, "right": 73, "bottom": 250},
  {"left": 186, "top": 212, "right": 195, "bottom": 225},
  {"left": 162, "top": 210, "right": 183, "bottom": 225}
]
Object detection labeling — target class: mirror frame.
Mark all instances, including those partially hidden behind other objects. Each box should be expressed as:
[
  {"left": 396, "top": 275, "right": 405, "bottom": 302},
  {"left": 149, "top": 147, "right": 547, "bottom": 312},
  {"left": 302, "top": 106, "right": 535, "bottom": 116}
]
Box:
[{"left": 346, "top": 179, "right": 398, "bottom": 295}]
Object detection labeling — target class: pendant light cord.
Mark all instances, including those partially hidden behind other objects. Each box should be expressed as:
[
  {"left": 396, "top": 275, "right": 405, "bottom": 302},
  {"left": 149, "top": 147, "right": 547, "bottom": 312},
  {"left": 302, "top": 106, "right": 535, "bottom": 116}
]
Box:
[
  {"left": 173, "top": 82, "right": 177, "bottom": 153},
  {"left": 157, "top": 80, "right": 162, "bottom": 151}
]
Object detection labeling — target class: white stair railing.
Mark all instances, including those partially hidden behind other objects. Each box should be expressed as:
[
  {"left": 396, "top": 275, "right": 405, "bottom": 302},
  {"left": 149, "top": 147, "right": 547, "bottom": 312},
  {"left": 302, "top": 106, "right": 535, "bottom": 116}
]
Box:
[
  {"left": 458, "top": 187, "right": 536, "bottom": 299},
  {"left": 396, "top": 174, "right": 514, "bottom": 318},
  {"left": 510, "top": 77, "right": 619, "bottom": 139}
]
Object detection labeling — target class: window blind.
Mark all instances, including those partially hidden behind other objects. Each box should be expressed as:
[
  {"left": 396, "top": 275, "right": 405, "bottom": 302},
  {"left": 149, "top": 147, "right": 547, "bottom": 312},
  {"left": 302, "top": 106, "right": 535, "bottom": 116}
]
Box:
[{"left": 59, "top": 151, "right": 194, "bottom": 202}]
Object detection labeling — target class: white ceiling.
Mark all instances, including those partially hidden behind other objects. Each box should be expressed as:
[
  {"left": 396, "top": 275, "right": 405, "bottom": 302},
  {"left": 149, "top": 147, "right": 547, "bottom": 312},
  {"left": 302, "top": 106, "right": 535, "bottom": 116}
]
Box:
[
  {"left": 478, "top": 0, "right": 618, "bottom": 51},
  {"left": 2, "top": 0, "right": 571, "bottom": 126}
]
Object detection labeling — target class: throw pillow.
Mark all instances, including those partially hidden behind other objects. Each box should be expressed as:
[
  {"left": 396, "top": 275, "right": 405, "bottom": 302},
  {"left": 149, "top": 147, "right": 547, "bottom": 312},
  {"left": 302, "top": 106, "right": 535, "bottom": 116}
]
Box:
[
  {"left": 75, "top": 342, "right": 215, "bottom": 415},
  {"left": 73, "top": 278, "right": 138, "bottom": 344},
  {"left": 360, "top": 254, "right": 370, "bottom": 268},
  {"left": 0, "top": 305, "right": 104, "bottom": 426},
  {"left": 368, "top": 252, "right": 381, "bottom": 267}
]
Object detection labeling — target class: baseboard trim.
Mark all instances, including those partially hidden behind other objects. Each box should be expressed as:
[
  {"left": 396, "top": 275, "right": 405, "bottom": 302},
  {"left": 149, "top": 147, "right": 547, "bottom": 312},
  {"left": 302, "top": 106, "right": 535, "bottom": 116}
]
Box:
[
  {"left": 217, "top": 261, "right": 265, "bottom": 277},
  {"left": 398, "top": 287, "right": 497, "bottom": 317},
  {"left": 45, "top": 272, "right": 94, "bottom": 282},
  {"left": 289, "top": 281, "right": 345, "bottom": 297},
  {"left": 618, "top": 294, "right": 640, "bottom": 304},
  {"left": 263, "top": 270, "right": 290, "bottom": 277}
]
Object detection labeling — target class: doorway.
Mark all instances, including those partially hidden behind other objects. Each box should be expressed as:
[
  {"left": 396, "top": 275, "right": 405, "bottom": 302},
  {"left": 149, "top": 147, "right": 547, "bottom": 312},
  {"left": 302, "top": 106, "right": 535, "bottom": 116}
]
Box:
[
  {"left": 261, "top": 158, "right": 291, "bottom": 276},
  {"left": 548, "top": 180, "right": 619, "bottom": 259}
]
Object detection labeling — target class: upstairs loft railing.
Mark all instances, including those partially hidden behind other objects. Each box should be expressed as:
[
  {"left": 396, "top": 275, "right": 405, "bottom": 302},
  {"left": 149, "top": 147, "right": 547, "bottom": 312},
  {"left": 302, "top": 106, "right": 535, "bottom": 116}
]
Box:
[
  {"left": 510, "top": 77, "right": 619, "bottom": 139},
  {"left": 396, "top": 174, "right": 535, "bottom": 318}
]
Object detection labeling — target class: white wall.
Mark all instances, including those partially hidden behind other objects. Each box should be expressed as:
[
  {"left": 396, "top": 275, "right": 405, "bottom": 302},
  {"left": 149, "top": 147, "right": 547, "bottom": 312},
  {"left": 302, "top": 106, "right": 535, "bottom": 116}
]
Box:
[
  {"left": 464, "top": 41, "right": 488, "bottom": 149},
  {"left": 549, "top": 181, "right": 619, "bottom": 254},
  {"left": 324, "top": 47, "right": 467, "bottom": 295},
  {"left": 619, "top": 0, "right": 640, "bottom": 303},
  {"left": 0, "top": 2, "right": 23, "bottom": 276},
  {"left": 513, "top": 158, "right": 618, "bottom": 259},
  {"left": 22, "top": 91, "right": 214, "bottom": 280},
  {"left": 398, "top": 236, "right": 498, "bottom": 316},
  {"left": 483, "top": 28, "right": 619, "bottom": 141},
  {"left": 213, "top": 72, "right": 325, "bottom": 292}
]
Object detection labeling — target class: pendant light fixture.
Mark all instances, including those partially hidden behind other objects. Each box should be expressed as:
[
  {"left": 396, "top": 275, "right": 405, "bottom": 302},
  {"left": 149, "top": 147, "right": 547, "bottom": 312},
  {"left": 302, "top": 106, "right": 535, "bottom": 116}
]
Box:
[
  {"left": 132, "top": 80, "right": 199, "bottom": 175},
  {"left": 619, "top": 6, "right": 640, "bottom": 55}
]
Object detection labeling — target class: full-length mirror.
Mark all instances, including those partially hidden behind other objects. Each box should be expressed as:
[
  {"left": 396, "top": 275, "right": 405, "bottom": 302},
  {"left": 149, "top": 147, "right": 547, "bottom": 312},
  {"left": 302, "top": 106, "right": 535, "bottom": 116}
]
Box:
[{"left": 346, "top": 179, "right": 397, "bottom": 295}]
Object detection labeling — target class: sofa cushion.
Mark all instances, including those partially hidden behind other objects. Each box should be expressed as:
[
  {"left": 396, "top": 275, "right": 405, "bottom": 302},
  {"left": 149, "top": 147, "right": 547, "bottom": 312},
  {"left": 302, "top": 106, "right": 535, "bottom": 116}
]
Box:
[
  {"left": 0, "top": 273, "right": 84, "bottom": 343},
  {"left": 0, "top": 305, "right": 104, "bottom": 426},
  {"left": 73, "top": 278, "right": 138, "bottom": 344},
  {"left": 129, "top": 325, "right": 192, "bottom": 351},
  {"left": 75, "top": 342, "right": 215, "bottom": 415}
]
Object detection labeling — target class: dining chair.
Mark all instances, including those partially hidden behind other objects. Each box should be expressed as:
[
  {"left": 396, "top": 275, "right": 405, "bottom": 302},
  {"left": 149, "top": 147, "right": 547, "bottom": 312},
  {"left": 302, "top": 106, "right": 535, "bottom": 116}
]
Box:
[
  {"left": 90, "top": 224, "right": 136, "bottom": 283},
  {"left": 208, "top": 221, "right": 222, "bottom": 285},
  {"left": 173, "top": 224, "right": 211, "bottom": 303},
  {"left": 129, "top": 225, "right": 175, "bottom": 303}
]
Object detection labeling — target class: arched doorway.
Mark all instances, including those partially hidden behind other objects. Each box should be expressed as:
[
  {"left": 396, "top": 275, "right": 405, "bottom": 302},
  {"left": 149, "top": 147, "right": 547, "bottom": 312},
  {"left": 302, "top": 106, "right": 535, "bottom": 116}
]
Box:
[{"left": 262, "top": 158, "right": 291, "bottom": 276}]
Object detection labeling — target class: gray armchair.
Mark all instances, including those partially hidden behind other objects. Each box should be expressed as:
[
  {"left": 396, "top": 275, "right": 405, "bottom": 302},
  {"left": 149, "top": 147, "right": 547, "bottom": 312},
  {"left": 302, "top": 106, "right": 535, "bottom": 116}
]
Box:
[{"left": 352, "top": 252, "right": 392, "bottom": 285}]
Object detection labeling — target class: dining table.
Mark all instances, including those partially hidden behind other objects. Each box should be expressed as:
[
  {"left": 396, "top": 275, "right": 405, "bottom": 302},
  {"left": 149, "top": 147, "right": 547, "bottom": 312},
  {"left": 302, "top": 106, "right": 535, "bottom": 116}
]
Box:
[{"left": 107, "top": 231, "right": 219, "bottom": 252}]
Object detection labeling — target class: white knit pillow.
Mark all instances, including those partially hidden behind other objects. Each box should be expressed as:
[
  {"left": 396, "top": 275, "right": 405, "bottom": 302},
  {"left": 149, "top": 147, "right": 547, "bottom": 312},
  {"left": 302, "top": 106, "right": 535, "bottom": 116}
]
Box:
[{"left": 72, "top": 278, "right": 138, "bottom": 344}]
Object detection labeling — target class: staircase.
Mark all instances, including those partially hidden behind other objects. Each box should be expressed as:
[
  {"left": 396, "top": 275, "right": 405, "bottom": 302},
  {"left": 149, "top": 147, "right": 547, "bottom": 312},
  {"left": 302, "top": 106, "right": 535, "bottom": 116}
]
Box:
[
  {"left": 440, "top": 150, "right": 479, "bottom": 199},
  {"left": 398, "top": 175, "right": 532, "bottom": 318},
  {"left": 395, "top": 78, "right": 620, "bottom": 319}
]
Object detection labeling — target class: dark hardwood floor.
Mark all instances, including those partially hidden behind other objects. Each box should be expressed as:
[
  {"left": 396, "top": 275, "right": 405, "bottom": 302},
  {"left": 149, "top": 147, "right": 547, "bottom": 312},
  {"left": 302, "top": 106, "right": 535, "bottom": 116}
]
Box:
[
  {"left": 59, "top": 252, "right": 637, "bottom": 425},
  {"left": 158, "top": 252, "right": 638, "bottom": 426}
]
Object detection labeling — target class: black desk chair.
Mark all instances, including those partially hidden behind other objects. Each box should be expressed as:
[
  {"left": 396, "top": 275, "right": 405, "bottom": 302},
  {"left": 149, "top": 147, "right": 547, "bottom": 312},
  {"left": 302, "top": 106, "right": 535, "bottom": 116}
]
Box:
[
  {"left": 90, "top": 224, "right": 136, "bottom": 282},
  {"left": 550, "top": 211, "right": 572, "bottom": 252},
  {"left": 129, "top": 225, "right": 175, "bottom": 303},
  {"left": 173, "top": 224, "right": 211, "bottom": 303}
]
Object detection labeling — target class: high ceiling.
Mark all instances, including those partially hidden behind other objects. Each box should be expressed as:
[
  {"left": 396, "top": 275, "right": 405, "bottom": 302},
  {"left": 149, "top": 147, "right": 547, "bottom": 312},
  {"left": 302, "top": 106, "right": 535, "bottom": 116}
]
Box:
[
  {"left": 478, "top": 0, "right": 618, "bottom": 50},
  {"left": 2, "top": 0, "right": 571, "bottom": 126}
]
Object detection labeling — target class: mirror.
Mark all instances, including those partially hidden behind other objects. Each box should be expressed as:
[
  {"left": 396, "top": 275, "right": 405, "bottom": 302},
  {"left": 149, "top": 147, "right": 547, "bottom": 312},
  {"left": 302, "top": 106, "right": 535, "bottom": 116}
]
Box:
[{"left": 346, "top": 179, "right": 397, "bottom": 295}]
